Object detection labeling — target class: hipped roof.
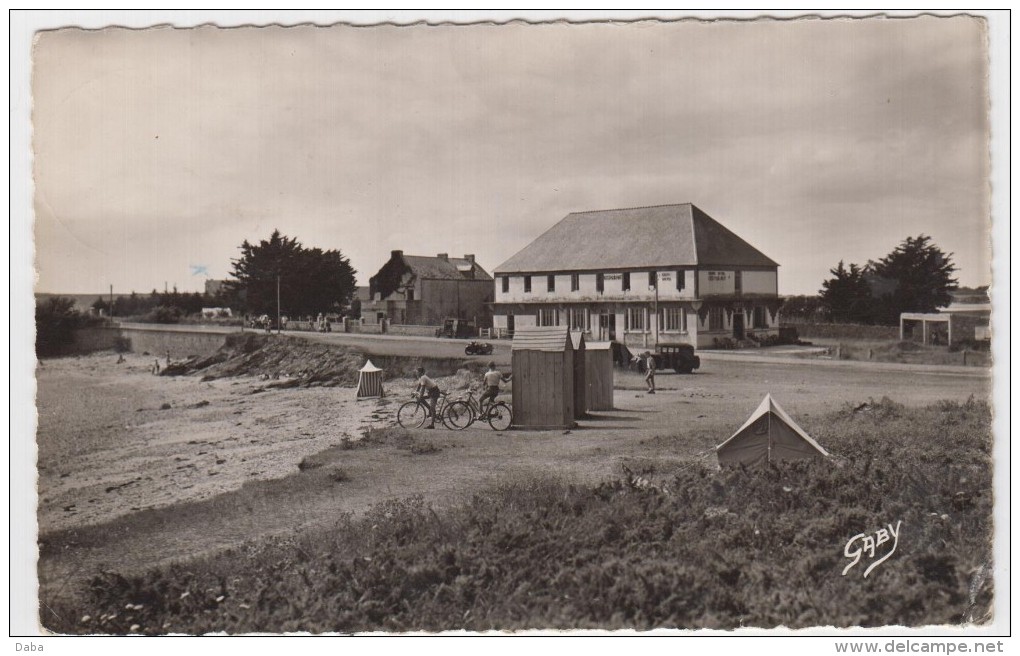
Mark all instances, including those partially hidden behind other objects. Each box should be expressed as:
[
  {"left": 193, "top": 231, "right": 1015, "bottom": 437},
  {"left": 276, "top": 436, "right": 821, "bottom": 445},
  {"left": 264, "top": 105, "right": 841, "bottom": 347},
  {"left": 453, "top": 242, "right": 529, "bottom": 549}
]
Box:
[
  {"left": 512, "top": 325, "right": 572, "bottom": 352},
  {"left": 495, "top": 203, "right": 778, "bottom": 273},
  {"left": 717, "top": 394, "right": 829, "bottom": 455}
]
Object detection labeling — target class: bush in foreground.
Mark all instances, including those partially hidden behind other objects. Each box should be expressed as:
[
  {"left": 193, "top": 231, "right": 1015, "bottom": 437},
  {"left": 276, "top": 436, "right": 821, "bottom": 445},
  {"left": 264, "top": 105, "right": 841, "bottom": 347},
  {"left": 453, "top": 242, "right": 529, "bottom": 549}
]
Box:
[{"left": 49, "top": 399, "right": 992, "bottom": 633}]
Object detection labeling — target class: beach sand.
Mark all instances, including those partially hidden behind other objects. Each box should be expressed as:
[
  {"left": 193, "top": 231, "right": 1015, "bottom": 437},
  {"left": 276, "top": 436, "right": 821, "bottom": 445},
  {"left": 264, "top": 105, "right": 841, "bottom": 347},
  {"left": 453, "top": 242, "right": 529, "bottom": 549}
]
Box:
[{"left": 35, "top": 352, "right": 393, "bottom": 533}]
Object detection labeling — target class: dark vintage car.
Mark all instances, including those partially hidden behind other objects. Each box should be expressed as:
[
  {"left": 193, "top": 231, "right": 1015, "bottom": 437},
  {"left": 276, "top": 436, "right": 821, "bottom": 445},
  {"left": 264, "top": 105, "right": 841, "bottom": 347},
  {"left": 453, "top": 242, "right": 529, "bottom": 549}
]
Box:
[
  {"left": 655, "top": 343, "right": 701, "bottom": 374},
  {"left": 436, "top": 318, "right": 476, "bottom": 339},
  {"left": 628, "top": 342, "right": 701, "bottom": 374}
]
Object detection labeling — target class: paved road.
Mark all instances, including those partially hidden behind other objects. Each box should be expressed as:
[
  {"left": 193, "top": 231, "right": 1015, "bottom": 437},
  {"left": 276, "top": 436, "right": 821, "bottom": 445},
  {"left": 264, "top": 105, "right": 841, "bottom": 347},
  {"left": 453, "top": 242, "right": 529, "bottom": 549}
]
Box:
[
  {"left": 118, "top": 322, "right": 513, "bottom": 363},
  {"left": 118, "top": 322, "right": 989, "bottom": 376}
]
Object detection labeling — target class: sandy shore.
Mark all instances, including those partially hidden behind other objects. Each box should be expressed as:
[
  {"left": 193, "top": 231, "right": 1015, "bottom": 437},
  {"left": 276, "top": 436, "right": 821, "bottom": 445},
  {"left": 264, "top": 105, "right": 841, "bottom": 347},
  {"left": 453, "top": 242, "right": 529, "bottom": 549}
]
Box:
[{"left": 36, "top": 352, "right": 391, "bottom": 533}]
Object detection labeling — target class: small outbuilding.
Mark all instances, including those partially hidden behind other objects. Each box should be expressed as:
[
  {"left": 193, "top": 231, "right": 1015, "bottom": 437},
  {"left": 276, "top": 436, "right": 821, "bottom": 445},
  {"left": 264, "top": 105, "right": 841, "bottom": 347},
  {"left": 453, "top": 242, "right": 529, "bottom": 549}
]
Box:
[
  {"left": 355, "top": 360, "right": 384, "bottom": 400},
  {"left": 511, "top": 325, "right": 576, "bottom": 429},
  {"left": 717, "top": 394, "right": 828, "bottom": 466},
  {"left": 583, "top": 341, "right": 615, "bottom": 411},
  {"left": 900, "top": 312, "right": 988, "bottom": 346},
  {"left": 570, "top": 331, "right": 587, "bottom": 419}
]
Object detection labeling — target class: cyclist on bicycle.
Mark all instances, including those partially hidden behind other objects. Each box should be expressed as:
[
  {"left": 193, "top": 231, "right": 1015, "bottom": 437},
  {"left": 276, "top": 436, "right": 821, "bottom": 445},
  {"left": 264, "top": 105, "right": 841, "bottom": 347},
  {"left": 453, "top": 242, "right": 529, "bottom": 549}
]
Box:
[
  {"left": 414, "top": 366, "right": 441, "bottom": 429},
  {"left": 478, "top": 362, "right": 511, "bottom": 416}
]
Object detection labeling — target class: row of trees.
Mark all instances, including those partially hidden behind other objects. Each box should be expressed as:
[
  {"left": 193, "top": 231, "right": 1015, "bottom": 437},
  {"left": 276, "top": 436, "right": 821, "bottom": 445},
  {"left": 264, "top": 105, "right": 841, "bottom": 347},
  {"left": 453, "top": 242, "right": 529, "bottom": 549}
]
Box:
[
  {"left": 93, "top": 288, "right": 225, "bottom": 320},
  {"left": 814, "top": 235, "right": 958, "bottom": 325}
]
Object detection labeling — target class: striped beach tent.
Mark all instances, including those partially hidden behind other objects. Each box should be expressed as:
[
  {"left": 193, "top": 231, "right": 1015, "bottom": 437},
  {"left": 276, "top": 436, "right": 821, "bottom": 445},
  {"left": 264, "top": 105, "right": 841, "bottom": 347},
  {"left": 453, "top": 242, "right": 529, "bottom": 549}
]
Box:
[{"left": 356, "top": 360, "right": 384, "bottom": 400}]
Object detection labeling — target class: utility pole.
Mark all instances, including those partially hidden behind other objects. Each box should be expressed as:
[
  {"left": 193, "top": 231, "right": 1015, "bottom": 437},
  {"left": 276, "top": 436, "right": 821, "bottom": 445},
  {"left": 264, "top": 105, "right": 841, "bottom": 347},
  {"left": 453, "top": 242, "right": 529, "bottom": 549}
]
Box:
[
  {"left": 109, "top": 284, "right": 114, "bottom": 319},
  {"left": 653, "top": 276, "right": 659, "bottom": 348},
  {"left": 276, "top": 274, "right": 282, "bottom": 335}
]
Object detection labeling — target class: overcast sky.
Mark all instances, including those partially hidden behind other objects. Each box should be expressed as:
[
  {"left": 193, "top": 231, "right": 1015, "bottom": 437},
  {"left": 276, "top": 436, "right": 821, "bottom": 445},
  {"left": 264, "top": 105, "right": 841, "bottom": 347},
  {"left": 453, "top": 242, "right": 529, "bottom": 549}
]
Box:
[{"left": 32, "top": 16, "right": 991, "bottom": 296}]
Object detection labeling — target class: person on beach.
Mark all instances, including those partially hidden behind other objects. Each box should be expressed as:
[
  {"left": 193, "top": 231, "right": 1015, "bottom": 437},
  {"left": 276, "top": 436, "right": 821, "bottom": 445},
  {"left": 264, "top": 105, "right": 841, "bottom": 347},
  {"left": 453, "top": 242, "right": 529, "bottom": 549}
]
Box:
[
  {"left": 478, "top": 362, "right": 511, "bottom": 416},
  {"left": 414, "top": 366, "right": 442, "bottom": 429},
  {"left": 643, "top": 351, "right": 656, "bottom": 394}
]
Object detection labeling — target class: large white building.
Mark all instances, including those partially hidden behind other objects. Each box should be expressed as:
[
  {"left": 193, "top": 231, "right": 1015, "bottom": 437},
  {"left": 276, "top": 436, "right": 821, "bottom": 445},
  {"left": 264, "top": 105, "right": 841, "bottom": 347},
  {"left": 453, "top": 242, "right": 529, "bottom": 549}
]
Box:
[{"left": 492, "top": 203, "right": 781, "bottom": 349}]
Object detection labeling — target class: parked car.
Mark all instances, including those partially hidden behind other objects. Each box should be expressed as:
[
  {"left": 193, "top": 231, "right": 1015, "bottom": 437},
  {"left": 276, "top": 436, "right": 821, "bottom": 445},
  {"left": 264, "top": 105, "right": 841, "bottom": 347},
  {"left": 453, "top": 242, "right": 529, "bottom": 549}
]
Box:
[
  {"left": 654, "top": 343, "right": 701, "bottom": 374},
  {"left": 436, "top": 318, "right": 476, "bottom": 339},
  {"left": 632, "top": 342, "right": 701, "bottom": 374}
]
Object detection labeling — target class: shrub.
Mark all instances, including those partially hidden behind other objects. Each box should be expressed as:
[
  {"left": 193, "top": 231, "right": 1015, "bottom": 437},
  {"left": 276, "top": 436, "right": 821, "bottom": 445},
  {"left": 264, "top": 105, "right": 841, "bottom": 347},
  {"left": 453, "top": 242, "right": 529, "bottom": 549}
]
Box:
[
  {"left": 35, "top": 296, "right": 106, "bottom": 357},
  {"left": 45, "top": 401, "right": 992, "bottom": 634},
  {"left": 409, "top": 440, "right": 441, "bottom": 455}
]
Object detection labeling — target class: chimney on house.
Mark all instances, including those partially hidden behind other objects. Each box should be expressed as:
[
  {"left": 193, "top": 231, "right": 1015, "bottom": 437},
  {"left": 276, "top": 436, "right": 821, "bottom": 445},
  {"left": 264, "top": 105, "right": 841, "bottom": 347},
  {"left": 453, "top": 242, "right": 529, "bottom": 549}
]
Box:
[
  {"left": 391, "top": 250, "right": 403, "bottom": 259},
  {"left": 464, "top": 254, "right": 475, "bottom": 264},
  {"left": 437, "top": 253, "right": 448, "bottom": 261}
]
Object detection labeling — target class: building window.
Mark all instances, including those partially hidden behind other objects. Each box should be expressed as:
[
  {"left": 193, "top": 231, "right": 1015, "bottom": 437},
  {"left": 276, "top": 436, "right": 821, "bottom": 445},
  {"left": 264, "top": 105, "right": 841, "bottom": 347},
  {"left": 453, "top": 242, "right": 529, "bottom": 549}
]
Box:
[
  {"left": 648, "top": 271, "right": 657, "bottom": 289},
  {"left": 571, "top": 273, "right": 579, "bottom": 292},
  {"left": 676, "top": 270, "right": 685, "bottom": 291},
  {"left": 567, "top": 307, "right": 588, "bottom": 331},
  {"left": 623, "top": 272, "right": 631, "bottom": 291},
  {"left": 753, "top": 306, "right": 767, "bottom": 329},
  {"left": 501, "top": 276, "right": 509, "bottom": 294},
  {"left": 596, "top": 273, "right": 604, "bottom": 293},
  {"left": 547, "top": 275, "right": 555, "bottom": 292},
  {"left": 524, "top": 276, "right": 532, "bottom": 293},
  {"left": 625, "top": 307, "right": 646, "bottom": 332},
  {"left": 734, "top": 270, "right": 742, "bottom": 295},
  {"left": 708, "top": 307, "right": 725, "bottom": 331},
  {"left": 538, "top": 307, "right": 559, "bottom": 326},
  {"left": 407, "top": 288, "right": 414, "bottom": 301},
  {"left": 664, "top": 307, "right": 687, "bottom": 332}
]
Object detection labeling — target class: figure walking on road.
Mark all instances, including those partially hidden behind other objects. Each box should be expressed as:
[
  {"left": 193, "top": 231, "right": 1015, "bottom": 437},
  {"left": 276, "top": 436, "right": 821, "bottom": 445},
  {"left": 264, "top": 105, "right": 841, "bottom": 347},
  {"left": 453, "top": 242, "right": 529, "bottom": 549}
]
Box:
[{"left": 643, "top": 351, "right": 656, "bottom": 394}]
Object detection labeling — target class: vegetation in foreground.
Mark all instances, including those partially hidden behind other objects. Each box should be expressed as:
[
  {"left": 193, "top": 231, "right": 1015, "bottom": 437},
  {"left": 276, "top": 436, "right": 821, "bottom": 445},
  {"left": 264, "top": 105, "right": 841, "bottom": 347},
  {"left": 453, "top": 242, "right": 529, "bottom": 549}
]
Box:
[
  {"left": 45, "top": 399, "right": 993, "bottom": 634},
  {"left": 804, "top": 339, "right": 991, "bottom": 368}
]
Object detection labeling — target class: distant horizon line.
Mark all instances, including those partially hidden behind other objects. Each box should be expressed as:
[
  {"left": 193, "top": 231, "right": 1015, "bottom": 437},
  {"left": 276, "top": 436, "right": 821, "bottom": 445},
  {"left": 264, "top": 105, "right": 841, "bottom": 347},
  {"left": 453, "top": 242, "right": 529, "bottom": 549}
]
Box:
[{"left": 35, "top": 284, "right": 992, "bottom": 299}]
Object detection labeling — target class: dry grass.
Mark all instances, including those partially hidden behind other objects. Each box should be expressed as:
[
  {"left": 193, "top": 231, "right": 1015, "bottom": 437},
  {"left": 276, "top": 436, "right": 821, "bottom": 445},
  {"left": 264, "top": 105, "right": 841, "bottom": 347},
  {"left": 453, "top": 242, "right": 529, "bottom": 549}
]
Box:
[
  {"left": 43, "top": 398, "right": 993, "bottom": 634},
  {"left": 805, "top": 339, "right": 991, "bottom": 367}
]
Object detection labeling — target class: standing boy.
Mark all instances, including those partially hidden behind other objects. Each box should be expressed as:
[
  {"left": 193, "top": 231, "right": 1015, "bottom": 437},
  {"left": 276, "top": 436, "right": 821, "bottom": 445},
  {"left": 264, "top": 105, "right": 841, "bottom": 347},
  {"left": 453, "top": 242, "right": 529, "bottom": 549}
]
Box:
[
  {"left": 479, "top": 362, "right": 511, "bottom": 416},
  {"left": 643, "top": 351, "right": 656, "bottom": 394},
  {"left": 414, "top": 366, "right": 442, "bottom": 429}
]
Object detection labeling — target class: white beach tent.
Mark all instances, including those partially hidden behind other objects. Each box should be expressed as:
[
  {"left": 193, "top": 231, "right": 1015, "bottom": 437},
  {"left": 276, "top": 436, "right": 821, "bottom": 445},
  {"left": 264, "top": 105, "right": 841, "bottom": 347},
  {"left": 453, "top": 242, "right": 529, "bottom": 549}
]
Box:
[
  {"left": 356, "top": 360, "right": 384, "bottom": 400},
  {"left": 716, "top": 394, "right": 829, "bottom": 466}
]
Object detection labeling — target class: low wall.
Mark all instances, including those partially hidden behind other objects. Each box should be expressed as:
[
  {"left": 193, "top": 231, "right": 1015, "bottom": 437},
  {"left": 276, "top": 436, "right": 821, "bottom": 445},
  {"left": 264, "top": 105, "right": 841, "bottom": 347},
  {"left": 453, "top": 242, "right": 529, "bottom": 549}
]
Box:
[
  {"left": 386, "top": 324, "right": 438, "bottom": 337},
  {"left": 119, "top": 326, "right": 230, "bottom": 359},
  {"left": 782, "top": 322, "right": 899, "bottom": 341},
  {"left": 345, "top": 323, "right": 384, "bottom": 335},
  {"left": 64, "top": 326, "right": 123, "bottom": 355}
]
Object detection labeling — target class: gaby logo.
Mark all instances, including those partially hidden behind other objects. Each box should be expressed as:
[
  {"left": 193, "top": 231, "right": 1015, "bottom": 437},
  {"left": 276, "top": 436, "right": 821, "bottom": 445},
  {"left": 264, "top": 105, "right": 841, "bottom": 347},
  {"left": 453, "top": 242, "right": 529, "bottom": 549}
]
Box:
[{"left": 843, "top": 520, "right": 902, "bottom": 578}]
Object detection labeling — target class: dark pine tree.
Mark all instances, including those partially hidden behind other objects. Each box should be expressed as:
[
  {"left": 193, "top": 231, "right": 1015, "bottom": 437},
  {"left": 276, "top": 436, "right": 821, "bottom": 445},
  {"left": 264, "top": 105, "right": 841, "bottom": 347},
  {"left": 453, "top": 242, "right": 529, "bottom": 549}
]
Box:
[
  {"left": 819, "top": 261, "right": 873, "bottom": 324},
  {"left": 226, "top": 230, "right": 357, "bottom": 318},
  {"left": 867, "top": 235, "right": 958, "bottom": 325}
]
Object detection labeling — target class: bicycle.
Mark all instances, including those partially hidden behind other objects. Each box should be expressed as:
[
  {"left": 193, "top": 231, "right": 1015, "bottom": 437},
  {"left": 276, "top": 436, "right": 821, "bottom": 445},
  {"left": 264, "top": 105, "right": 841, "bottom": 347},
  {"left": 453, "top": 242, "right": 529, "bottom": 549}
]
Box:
[
  {"left": 396, "top": 391, "right": 473, "bottom": 430},
  {"left": 444, "top": 389, "right": 513, "bottom": 431}
]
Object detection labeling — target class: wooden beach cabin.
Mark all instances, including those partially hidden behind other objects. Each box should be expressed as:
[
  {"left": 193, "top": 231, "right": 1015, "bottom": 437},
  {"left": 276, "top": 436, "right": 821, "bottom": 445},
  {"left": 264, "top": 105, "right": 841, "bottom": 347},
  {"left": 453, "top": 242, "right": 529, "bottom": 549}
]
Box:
[
  {"left": 511, "top": 325, "right": 577, "bottom": 429},
  {"left": 570, "top": 331, "right": 587, "bottom": 419},
  {"left": 584, "top": 341, "right": 614, "bottom": 411}
]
